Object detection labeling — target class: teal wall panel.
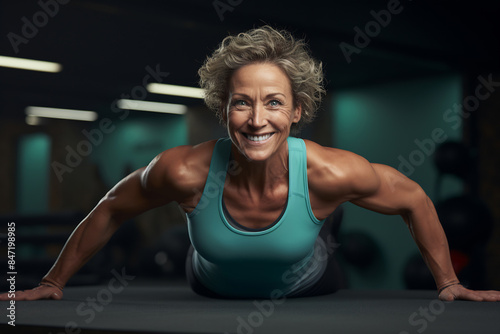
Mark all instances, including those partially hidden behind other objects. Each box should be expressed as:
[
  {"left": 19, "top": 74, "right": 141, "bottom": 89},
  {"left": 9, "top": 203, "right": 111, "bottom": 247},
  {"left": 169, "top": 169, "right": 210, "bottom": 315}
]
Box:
[
  {"left": 332, "top": 75, "right": 463, "bottom": 289},
  {"left": 17, "top": 133, "right": 51, "bottom": 214},
  {"left": 91, "top": 115, "right": 188, "bottom": 187}
]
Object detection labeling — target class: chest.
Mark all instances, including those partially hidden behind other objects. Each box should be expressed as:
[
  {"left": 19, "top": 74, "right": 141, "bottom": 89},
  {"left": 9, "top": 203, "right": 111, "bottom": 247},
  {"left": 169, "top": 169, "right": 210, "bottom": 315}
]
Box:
[{"left": 222, "top": 182, "right": 288, "bottom": 229}]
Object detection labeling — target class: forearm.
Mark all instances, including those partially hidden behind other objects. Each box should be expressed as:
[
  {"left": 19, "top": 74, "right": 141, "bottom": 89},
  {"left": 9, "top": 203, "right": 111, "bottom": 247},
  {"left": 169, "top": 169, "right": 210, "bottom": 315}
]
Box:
[
  {"left": 346, "top": 163, "right": 499, "bottom": 301},
  {"left": 42, "top": 203, "right": 122, "bottom": 288},
  {"left": 403, "top": 195, "right": 459, "bottom": 290}
]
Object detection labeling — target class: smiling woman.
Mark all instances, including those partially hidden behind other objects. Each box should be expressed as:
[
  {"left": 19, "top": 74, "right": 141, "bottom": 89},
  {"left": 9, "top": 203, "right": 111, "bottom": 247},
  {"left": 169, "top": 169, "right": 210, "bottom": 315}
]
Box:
[
  {"left": 1, "top": 25, "right": 500, "bottom": 303},
  {"left": 225, "top": 63, "right": 301, "bottom": 162},
  {"left": 198, "top": 26, "right": 325, "bottom": 133}
]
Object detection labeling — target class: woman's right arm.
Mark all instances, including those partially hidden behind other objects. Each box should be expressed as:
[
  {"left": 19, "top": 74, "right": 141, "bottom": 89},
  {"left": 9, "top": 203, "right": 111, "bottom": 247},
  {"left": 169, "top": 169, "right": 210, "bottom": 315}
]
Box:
[{"left": 0, "top": 144, "right": 205, "bottom": 301}]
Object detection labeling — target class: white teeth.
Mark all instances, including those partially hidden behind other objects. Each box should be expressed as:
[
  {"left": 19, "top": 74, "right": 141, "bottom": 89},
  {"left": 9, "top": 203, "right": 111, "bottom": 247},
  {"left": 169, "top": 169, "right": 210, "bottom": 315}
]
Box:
[{"left": 246, "top": 133, "right": 273, "bottom": 142}]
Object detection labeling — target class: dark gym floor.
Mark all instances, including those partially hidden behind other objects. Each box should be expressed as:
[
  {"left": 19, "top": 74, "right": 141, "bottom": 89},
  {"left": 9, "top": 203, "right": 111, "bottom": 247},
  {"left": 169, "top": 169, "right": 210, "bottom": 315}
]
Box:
[{"left": 1, "top": 282, "right": 499, "bottom": 334}]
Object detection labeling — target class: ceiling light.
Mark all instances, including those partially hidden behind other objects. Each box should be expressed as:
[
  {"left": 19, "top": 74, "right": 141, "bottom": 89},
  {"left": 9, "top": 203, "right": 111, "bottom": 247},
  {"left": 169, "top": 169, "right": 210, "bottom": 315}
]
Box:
[
  {"left": 26, "top": 106, "right": 98, "bottom": 121},
  {"left": 0, "top": 55, "right": 62, "bottom": 73},
  {"left": 25, "top": 115, "right": 42, "bottom": 126},
  {"left": 147, "top": 83, "right": 204, "bottom": 99},
  {"left": 117, "top": 99, "right": 187, "bottom": 114}
]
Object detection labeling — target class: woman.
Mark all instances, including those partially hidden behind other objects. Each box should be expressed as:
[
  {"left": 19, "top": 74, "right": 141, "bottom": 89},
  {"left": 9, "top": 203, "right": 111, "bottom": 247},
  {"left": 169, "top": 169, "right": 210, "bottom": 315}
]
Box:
[{"left": 2, "top": 26, "right": 499, "bottom": 302}]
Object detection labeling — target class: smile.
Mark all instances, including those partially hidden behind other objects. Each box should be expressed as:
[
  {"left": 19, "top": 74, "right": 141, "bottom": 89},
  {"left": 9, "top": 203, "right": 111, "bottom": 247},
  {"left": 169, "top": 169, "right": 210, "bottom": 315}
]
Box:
[{"left": 244, "top": 133, "right": 275, "bottom": 142}]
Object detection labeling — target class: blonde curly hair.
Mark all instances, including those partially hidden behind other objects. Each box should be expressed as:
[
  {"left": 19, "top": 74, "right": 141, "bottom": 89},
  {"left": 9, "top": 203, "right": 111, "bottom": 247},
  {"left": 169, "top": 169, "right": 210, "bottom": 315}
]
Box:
[{"left": 198, "top": 25, "right": 325, "bottom": 131}]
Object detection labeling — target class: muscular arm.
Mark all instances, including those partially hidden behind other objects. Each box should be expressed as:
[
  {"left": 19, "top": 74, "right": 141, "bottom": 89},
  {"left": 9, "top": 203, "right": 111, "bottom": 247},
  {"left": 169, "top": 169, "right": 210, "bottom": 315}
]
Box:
[
  {"left": 41, "top": 164, "right": 171, "bottom": 293},
  {"left": 0, "top": 143, "right": 212, "bottom": 301},
  {"left": 350, "top": 164, "right": 458, "bottom": 293},
  {"left": 307, "top": 141, "right": 500, "bottom": 301}
]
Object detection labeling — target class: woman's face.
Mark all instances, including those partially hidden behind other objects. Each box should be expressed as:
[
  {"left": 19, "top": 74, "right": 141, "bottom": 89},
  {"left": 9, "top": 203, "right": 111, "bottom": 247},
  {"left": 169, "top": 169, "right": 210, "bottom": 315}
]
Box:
[{"left": 225, "top": 62, "right": 301, "bottom": 162}]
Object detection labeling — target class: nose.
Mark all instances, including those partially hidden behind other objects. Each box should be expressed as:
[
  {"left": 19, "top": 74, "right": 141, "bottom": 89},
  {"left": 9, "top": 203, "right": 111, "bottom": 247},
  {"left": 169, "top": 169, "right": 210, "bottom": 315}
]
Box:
[{"left": 248, "top": 104, "right": 267, "bottom": 128}]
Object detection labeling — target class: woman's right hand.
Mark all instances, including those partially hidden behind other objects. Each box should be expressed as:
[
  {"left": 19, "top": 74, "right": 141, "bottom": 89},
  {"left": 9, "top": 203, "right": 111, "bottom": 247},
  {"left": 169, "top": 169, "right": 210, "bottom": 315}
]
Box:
[{"left": 0, "top": 283, "right": 63, "bottom": 301}]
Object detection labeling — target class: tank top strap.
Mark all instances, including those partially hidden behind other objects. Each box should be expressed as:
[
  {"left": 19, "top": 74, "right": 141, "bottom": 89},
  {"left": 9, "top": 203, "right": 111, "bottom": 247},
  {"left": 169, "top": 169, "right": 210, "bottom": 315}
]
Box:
[
  {"left": 187, "top": 137, "right": 231, "bottom": 218},
  {"left": 211, "top": 137, "right": 233, "bottom": 175},
  {"left": 287, "top": 137, "right": 323, "bottom": 225},
  {"left": 287, "top": 137, "right": 307, "bottom": 199}
]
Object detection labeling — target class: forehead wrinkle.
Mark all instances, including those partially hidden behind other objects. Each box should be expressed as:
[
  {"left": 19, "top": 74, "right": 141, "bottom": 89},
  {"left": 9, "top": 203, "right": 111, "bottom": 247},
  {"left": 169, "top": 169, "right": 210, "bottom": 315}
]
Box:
[{"left": 229, "top": 64, "right": 292, "bottom": 94}]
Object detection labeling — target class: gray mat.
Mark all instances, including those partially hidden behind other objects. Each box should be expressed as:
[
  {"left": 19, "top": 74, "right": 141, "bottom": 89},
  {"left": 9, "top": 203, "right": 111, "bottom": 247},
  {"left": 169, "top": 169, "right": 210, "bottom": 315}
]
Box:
[{"left": 1, "top": 285, "right": 499, "bottom": 334}]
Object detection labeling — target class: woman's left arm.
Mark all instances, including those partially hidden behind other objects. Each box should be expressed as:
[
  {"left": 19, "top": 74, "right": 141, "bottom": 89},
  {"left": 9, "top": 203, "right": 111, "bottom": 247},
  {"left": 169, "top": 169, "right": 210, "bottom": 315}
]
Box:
[{"left": 350, "top": 162, "right": 500, "bottom": 302}]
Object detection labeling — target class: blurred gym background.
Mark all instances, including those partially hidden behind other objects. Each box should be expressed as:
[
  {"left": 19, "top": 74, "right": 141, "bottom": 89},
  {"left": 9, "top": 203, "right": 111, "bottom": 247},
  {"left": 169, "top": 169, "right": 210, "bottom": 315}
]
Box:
[{"left": 0, "top": 0, "right": 499, "bottom": 291}]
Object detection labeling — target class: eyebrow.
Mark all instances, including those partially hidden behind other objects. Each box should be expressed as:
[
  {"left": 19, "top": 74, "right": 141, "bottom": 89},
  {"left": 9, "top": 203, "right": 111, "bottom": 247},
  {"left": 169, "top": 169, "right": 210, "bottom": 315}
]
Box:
[{"left": 231, "top": 92, "right": 287, "bottom": 99}]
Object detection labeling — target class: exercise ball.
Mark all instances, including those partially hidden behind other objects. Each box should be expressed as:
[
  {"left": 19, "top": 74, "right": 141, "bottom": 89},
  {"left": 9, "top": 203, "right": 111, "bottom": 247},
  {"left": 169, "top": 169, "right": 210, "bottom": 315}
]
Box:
[
  {"left": 435, "top": 196, "right": 493, "bottom": 252},
  {"left": 403, "top": 253, "right": 435, "bottom": 290},
  {"left": 138, "top": 224, "right": 191, "bottom": 277},
  {"left": 156, "top": 224, "right": 191, "bottom": 276},
  {"left": 433, "top": 141, "right": 471, "bottom": 178},
  {"left": 449, "top": 249, "right": 470, "bottom": 274}
]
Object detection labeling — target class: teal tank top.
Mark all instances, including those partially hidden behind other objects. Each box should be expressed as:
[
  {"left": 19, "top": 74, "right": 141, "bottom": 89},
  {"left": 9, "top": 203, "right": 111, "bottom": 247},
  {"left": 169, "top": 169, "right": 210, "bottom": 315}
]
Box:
[{"left": 186, "top": 137, "right": 326, "bottom": 298}]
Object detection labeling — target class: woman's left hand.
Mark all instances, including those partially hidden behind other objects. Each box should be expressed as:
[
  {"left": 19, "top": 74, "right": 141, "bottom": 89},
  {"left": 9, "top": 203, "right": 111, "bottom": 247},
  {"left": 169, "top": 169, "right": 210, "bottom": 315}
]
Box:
[{"left": 439, "top": 284, "right": 500, "bottom": 302}]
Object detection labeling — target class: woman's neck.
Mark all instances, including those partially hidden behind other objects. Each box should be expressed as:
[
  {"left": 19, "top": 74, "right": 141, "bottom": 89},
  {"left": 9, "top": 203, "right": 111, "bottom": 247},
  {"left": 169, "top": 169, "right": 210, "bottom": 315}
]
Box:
[{"left": 229, "top": 142, "right": 289, "bottom": 195}]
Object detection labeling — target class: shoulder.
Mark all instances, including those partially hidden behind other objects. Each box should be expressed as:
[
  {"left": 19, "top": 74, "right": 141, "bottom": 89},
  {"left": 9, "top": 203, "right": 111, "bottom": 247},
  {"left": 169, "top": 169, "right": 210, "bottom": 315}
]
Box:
[
  {"left": 303, "top": 139, "right": 380, "bottom": 201},
  {"left": 141, "top": 140, "right": 218, "bottom": 201}
]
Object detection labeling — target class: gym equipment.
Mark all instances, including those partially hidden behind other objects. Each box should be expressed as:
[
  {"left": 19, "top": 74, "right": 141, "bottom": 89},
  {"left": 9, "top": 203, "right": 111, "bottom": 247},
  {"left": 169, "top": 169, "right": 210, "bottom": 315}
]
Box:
[
  {"left": 433, "top": 141, "right": 471, "bottom": 179},
  {"left": 435, "top": 196, "right": 493, "bottom": 252},
  {"left": 403, "top": 253, "right": 435, "bottom": 290},
  {"left": 339, "top": 231, "right": 379, "bottom": 268}
]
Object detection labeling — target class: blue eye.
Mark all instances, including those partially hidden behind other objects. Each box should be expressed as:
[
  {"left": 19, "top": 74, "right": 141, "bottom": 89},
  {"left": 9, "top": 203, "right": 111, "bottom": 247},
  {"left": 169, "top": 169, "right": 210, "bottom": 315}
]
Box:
[
  {"left": 269, "top": 100, "right": 282, "bottom": 107},
  {"left": 234, "top": 100, "right": 248, "bottom": 106}
]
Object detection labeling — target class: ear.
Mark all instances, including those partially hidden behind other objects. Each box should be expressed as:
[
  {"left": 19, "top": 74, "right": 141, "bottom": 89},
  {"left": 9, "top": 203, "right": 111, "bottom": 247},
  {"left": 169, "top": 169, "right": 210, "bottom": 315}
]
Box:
[{"left": 292, "top": 104, "right": 302, "bottom": 123}]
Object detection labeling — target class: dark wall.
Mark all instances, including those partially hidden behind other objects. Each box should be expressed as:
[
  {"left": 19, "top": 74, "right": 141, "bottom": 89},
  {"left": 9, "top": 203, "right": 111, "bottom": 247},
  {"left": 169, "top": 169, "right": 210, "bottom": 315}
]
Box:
[{"left": 475, "top": 73, "right": 500, "bottom": 289}]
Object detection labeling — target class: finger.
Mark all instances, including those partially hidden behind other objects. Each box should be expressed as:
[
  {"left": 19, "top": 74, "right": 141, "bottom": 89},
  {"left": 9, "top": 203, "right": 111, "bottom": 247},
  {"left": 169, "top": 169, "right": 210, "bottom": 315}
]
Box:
[
  {"left": 0, "top": 287, "right": 63, "bottom": 301},
  {"left": 0, "top": 289, "right": 36, "bottom": 301},
  {"left": 8, "top": 290, "right": 35, "bottom": 301},
  {"left": 0, "top": 292, "right": 13, "bottom": 301},
  {"left": 472, "top": 290, "right": 500, "bottom": 302},
  {"left": 22, "top": 287, "right": 63, "bottom": 301},
  {"left": 456, "top": 289, "right": 485, "bottom": 302},
  {"left": 453, "top": 288, "right": 500, "bottom": 302},
  {"left": 439, "top": 285, "right": 477, "bottom": 302},
  {"left": 488, "top": 290, "right": 500, "bottom": 302},
  {"left": 4, "top": 290, "right": 29, "bottom": 301}
]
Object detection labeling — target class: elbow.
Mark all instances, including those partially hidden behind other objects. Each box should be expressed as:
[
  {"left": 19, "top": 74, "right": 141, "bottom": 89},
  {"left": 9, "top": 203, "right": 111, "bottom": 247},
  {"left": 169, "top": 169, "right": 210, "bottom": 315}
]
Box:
[
  {"left": 92, "top": 195, "right": 126, "bottom": 228},
  {"left": 407, "top": 183, "right": 430, "bottom": 211},
  {"left": 401, "top": 186, "right": 430, "bottom": 222}
]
